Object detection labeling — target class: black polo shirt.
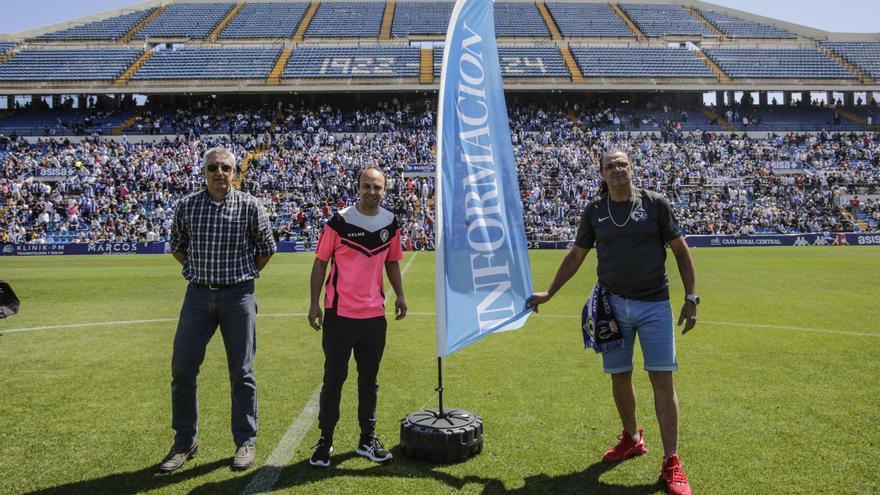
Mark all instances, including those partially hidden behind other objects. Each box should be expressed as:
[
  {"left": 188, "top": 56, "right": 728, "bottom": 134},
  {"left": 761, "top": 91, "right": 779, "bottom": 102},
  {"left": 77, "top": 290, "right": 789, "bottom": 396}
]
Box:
[{"left": 575, "top": 188, "right": 681, "bottom": 301}]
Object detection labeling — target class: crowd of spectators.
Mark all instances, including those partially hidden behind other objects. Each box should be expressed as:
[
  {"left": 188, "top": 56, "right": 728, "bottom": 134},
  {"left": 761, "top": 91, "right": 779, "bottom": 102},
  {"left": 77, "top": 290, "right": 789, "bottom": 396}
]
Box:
[{"left": 1, "top": 100, "right": 878, "bottom": 247}]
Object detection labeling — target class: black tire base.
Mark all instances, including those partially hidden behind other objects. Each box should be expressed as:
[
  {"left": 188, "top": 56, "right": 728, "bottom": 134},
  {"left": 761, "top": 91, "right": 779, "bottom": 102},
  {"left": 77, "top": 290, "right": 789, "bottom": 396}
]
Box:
[{"left": 400, "top": 408, "right": 483, "bottom": 463}]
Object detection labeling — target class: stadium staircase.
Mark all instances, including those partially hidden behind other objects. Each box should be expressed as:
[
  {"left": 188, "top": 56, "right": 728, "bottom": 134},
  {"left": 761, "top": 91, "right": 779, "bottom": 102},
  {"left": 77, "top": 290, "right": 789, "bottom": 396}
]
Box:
[
  {"left": 834, "top": 107, "right": 879, "bottom": 131},
  {"left": 380, "top": 1, "right": 395, "bottom": 41},
  {"left": 419, "top": 48, "right": 434, "bottom": 84},
  {"left": 207, "top": 3, "right": 244, "bottom": 43},
  {"left": 235, "top": 150, "right": 263, "bottom": 189},
  {"left": 267, "top": 47, "right": 293, "bottom": 85},
  {"left": 610, "top": 3, "right": 645, "bottom": 41},
  {"left": 119, "top": 5, "right": 166, "bottom": 43},
  {"left": 559, "top": 47, "right": 585, "bottom": 83},
  {"left": 536, "top": 3, "right": 562, "bottom": 41},
  {"left": 700, "top": 107, "right": 736, "bottom": 132},
  {"left": 0, "top": 47, "right": 20, "bottom": 65},
  {"left": 111, "top": 114, "right": 139, "bottom": 135},
  {"left": 694, "top": 50, "right": 732, "bottom": 83},
  {"left": 818, "top": 45, "right": 874, "bottom": 84},
  {"left": 113, "top": 50, "right": 154, "bottom": 87},
  {"left": 686, "top": 7, "right": 726, "bottom": 40},
  {"left": 293, "top": 2, "right": 320, "bottom": 42}
]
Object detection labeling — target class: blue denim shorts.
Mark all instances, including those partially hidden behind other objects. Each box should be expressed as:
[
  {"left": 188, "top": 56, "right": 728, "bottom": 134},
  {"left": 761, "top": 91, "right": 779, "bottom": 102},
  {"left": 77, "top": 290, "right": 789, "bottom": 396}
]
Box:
[{"left": 601, "top": 293, "right": 677, "bottom": 374}]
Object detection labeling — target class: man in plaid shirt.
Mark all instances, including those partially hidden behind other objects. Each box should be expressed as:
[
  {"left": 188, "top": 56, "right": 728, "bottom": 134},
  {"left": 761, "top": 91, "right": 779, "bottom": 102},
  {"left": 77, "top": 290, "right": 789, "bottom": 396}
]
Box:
[{"left": 158, "top": 146, "right": 276, "bottom": 473}]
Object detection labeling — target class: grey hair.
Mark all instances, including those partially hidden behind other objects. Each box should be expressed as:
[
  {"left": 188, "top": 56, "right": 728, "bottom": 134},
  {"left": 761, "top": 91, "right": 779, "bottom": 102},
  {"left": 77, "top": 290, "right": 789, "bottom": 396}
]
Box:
[{"left": 202, "top": 146, "right": 236, "bottom": 168}]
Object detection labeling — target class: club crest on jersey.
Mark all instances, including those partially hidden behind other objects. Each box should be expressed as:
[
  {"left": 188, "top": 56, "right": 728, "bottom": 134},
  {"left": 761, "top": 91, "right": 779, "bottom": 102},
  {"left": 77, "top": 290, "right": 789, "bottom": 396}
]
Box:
[
  {"left": 380, "top": 229, "right": 390, "bottom": 242},
  {"left": 631, "top": 209, "right": 648, "bottom": 222}
]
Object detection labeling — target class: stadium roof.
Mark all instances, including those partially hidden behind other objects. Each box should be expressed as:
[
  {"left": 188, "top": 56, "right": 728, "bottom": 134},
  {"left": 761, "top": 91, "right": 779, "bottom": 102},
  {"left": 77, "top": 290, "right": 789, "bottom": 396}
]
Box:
[{"left": 0, "top": 0, "right": 877, "bottom": 95}]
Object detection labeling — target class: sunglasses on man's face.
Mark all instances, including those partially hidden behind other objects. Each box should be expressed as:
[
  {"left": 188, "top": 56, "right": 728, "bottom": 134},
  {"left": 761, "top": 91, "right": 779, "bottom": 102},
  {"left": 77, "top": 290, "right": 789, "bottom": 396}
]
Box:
[{"left": 206, "top": 163, "right": 234, "bottom": 173}]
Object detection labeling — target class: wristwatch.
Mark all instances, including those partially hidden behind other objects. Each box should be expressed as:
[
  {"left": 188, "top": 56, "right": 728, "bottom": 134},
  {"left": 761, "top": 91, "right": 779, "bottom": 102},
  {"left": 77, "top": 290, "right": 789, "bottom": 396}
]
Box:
[{"left": 685, "top": 294, "right": 700, "bottom": 305}]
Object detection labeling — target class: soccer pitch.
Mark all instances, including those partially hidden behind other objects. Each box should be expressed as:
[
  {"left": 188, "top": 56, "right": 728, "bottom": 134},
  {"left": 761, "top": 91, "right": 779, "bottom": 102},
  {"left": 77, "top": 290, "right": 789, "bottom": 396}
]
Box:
[{"left": 1, "top": 248, "right": 878, "bottom": 495}]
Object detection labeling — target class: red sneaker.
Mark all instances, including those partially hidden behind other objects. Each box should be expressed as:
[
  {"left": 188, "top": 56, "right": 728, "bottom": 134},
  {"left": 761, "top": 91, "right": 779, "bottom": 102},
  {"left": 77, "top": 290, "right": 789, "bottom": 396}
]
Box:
[
  {"left": 659, "top": 454, "right": 693, "bottom": 495},
  {"left": 602, "top": 428, "right": 648, "bottom": 463}
]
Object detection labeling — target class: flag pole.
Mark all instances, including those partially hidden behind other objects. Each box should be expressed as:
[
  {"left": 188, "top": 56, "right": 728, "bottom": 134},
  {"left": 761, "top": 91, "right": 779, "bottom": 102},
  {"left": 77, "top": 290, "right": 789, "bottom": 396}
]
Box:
[{"left": 436, "top": 356, "right": 445, "bottom": 418}]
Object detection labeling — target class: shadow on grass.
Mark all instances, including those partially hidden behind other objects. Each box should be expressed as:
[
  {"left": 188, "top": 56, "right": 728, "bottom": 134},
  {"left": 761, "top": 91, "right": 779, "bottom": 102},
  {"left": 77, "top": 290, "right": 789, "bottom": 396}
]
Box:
[
  {"left": 186, "top": 447, "right": 662, "bottom": 495},
  {"left": 188, "top": 447, "right": 498, "bottom": 495},
  {"left": 489, "top": 461, "right": 663, "bottom": 495},
  {"left": 22, "top": 459, "right": 228, "bottom": 495}
]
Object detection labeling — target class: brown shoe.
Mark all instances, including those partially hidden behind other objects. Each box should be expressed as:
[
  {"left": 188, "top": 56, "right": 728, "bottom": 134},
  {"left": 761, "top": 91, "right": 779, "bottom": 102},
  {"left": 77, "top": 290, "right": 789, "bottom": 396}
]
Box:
[
  {"left": 232, "top": 444, "right": 256, "bottom": 471},
  {"left": 157, "top": 442, "right": 198, "bottom": 473}
]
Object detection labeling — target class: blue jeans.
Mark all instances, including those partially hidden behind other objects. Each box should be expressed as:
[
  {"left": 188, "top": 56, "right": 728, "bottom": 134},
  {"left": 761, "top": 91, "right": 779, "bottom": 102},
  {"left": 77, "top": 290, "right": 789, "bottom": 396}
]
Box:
[
  {"left": 171, "top": 281, "right": 257, "bottom": 448},
  {"left": 601, "top": 294, "right": 677, "bottom": 374}
]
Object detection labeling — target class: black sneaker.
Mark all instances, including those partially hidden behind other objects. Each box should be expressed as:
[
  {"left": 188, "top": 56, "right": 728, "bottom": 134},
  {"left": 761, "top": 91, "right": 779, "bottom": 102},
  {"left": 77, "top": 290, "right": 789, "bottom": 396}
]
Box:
[
  {"left": 356, "top": 435, "right": 392, "bottom": 463},
  {"left": 157, "top": 442, "right": 198, "bottom": 473},
  {"left": 309, "top": 437, "right": 333, "bottom": 467}
]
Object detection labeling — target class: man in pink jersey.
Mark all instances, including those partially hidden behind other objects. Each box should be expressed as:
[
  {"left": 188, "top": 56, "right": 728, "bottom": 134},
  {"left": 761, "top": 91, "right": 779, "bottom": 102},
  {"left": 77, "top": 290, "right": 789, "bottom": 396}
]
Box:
[{"left": 307, "top": 167, "right": 407, "bottom": 468}]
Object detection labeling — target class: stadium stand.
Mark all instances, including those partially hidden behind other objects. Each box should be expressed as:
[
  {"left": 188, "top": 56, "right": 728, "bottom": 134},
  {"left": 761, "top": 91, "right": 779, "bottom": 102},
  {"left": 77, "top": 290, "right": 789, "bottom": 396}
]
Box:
[
  {"left": 0, "top": 48, "right": 143, "bottom": 81},
  {"left": 619, "top": 3, "right": 714, "bottom": 37},
  {"left": 392, "top": 2, "right": 453, "bottom": 37},
  {"left": 284, "top": 46, "right": 420, "bottom": 78},
  {"left": 571, "top": 47, "right": 714, "bottom": 78},
  {"left": 219, "top": 2, "right": 309, "bottom": 39},
  {"left": 698, "top": 10, "right": 795, "bottom": 39},
  {"left": 391, "top": 2, "right": 548, "bottom": 38},
  {"left": 33, "top": 9, "right": 156, "bottom": 41},
  {"left": 821, "top": 41, "right": 880, "bottom": 80},
  {"left": 1, "top": 114, "right": 876, "bottom": 245},
  {"left": 304, "top": 2, "right": 385, "bottom": 38},
  {"left": 133, "top": 3, "right": 235, "bottom": 40},
  {"left": 704, "top": 48, "right": 856, "bottom": 79},
  {"left": 1, "top": 1, "right": 879, "bottom": 249},
  {"left": 545, "top": 3, "right": 633, "bottom": 38},
  {"left": 132, "top": 47, "right": 281, "bottom": 80},
  {"left": 433, "top": 46, "right": 570, "bottom": 77},
  {"left": 495, "top": 3, "right": 548, "bottom": 37},
  {"left": 0, "top": 110, "right": 131, "bottom": 136}
]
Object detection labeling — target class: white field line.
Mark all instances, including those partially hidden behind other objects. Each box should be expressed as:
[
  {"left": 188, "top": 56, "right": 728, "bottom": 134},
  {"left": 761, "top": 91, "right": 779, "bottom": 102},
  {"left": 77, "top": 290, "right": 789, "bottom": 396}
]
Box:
[
  {"left": 3, "top": 306, "right": 876, "bottom": 340},
  {"left": 241, "top": 251, "right": 419, "bottom": 495},
  {"left": 403, "top": 312, "right": 880, "bottom": 338}
]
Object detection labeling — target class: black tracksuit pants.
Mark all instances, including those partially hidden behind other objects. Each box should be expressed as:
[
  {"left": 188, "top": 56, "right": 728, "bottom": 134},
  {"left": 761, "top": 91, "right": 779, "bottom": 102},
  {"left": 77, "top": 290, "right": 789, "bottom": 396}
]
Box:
[{"left": 318, "top": 309, "right": 387, "bottom": 442}]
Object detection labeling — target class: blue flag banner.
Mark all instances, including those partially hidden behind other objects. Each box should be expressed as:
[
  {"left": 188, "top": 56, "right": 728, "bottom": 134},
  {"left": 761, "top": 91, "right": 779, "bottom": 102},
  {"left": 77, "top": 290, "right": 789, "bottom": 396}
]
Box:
[{"left": 435, "top": 0, "right": 533, "bottom": 357}]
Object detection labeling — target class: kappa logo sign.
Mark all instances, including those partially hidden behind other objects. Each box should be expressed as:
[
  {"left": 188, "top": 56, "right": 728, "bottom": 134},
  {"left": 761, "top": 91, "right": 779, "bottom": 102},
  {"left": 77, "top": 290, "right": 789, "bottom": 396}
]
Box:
[
  {"left": 793, "top": 237, "right": 810, "bottom": 246},
  {"left": 812, "top": 236, "right": 829, "bottom": 246}
]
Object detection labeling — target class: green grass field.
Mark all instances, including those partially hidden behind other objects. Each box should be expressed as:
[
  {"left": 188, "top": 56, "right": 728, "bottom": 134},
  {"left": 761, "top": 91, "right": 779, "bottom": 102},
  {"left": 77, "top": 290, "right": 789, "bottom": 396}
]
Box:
[{"left": 1, "top": 248, "right": 878, "bottom": 495}]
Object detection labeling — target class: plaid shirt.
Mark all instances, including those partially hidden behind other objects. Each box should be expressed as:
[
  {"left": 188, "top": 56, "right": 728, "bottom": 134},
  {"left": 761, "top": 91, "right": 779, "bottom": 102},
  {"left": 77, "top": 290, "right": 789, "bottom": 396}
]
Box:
[{"left": 170, "top": 188, "right": 276, "bottom": 285}]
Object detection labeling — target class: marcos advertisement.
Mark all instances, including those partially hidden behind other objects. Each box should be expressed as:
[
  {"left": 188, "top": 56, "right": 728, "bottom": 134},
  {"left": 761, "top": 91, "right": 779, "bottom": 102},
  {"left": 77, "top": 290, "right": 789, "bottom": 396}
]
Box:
[{"left": 2, "top": 241, "right": 305, "bottom": 256}]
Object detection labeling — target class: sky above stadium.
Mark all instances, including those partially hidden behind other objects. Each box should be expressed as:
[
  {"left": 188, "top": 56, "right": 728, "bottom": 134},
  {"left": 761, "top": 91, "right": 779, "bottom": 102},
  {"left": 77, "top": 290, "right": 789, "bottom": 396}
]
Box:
[{"left": 0, "top": 0, "right": 877, "bottom": 35}]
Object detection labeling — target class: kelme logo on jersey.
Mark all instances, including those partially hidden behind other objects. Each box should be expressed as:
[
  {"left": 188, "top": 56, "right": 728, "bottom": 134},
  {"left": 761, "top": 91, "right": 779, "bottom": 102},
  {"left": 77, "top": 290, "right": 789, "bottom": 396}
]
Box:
[{"left": 380, "top": 229, "right": 389, "bottom": 242}]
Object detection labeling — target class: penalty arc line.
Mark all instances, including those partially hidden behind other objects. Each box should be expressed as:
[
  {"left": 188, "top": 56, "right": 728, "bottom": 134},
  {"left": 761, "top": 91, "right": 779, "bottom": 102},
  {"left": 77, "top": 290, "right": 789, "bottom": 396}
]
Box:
[{"left": 241, "top": 251, "right": 419, "bottom": 495}]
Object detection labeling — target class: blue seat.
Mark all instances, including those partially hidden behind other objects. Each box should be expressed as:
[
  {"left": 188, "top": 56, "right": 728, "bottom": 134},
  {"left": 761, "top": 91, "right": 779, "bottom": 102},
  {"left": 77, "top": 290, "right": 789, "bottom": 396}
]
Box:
[
  {"left": 571, "top": 46, "right": 714, "bottom": 78},
  {"left": 219, "top": 3, "right": 309, "bottom": 39},
  {"left": 305, "top": 2, "right": 385, "bottom": 38},
  {"left": 0, "top": 48, "right": 143, "bottom": 81},
  {"left": 132, "top": 47, "right": 280, "bottom": 80},
  {"left": 546, "top": 3, "right": 633, "bottom": 37},
  {"left": 284, "top": 46, "right": 420, "bottom": 78},
  {"left": 135, "top": 3, "right": 235, "bottom": 39},
  {"left": 34, "top": 9, "right": 156, "bottom": 41}
]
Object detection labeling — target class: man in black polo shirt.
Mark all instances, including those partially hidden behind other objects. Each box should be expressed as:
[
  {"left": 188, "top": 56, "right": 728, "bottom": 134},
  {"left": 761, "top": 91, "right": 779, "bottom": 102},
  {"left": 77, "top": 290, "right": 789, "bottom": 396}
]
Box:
[
  {"left": 158, "top": 146, "right": 276, "bottom": 473},
  {"left": 529, "top": 150, "right": 698, "bottom": 495}
]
